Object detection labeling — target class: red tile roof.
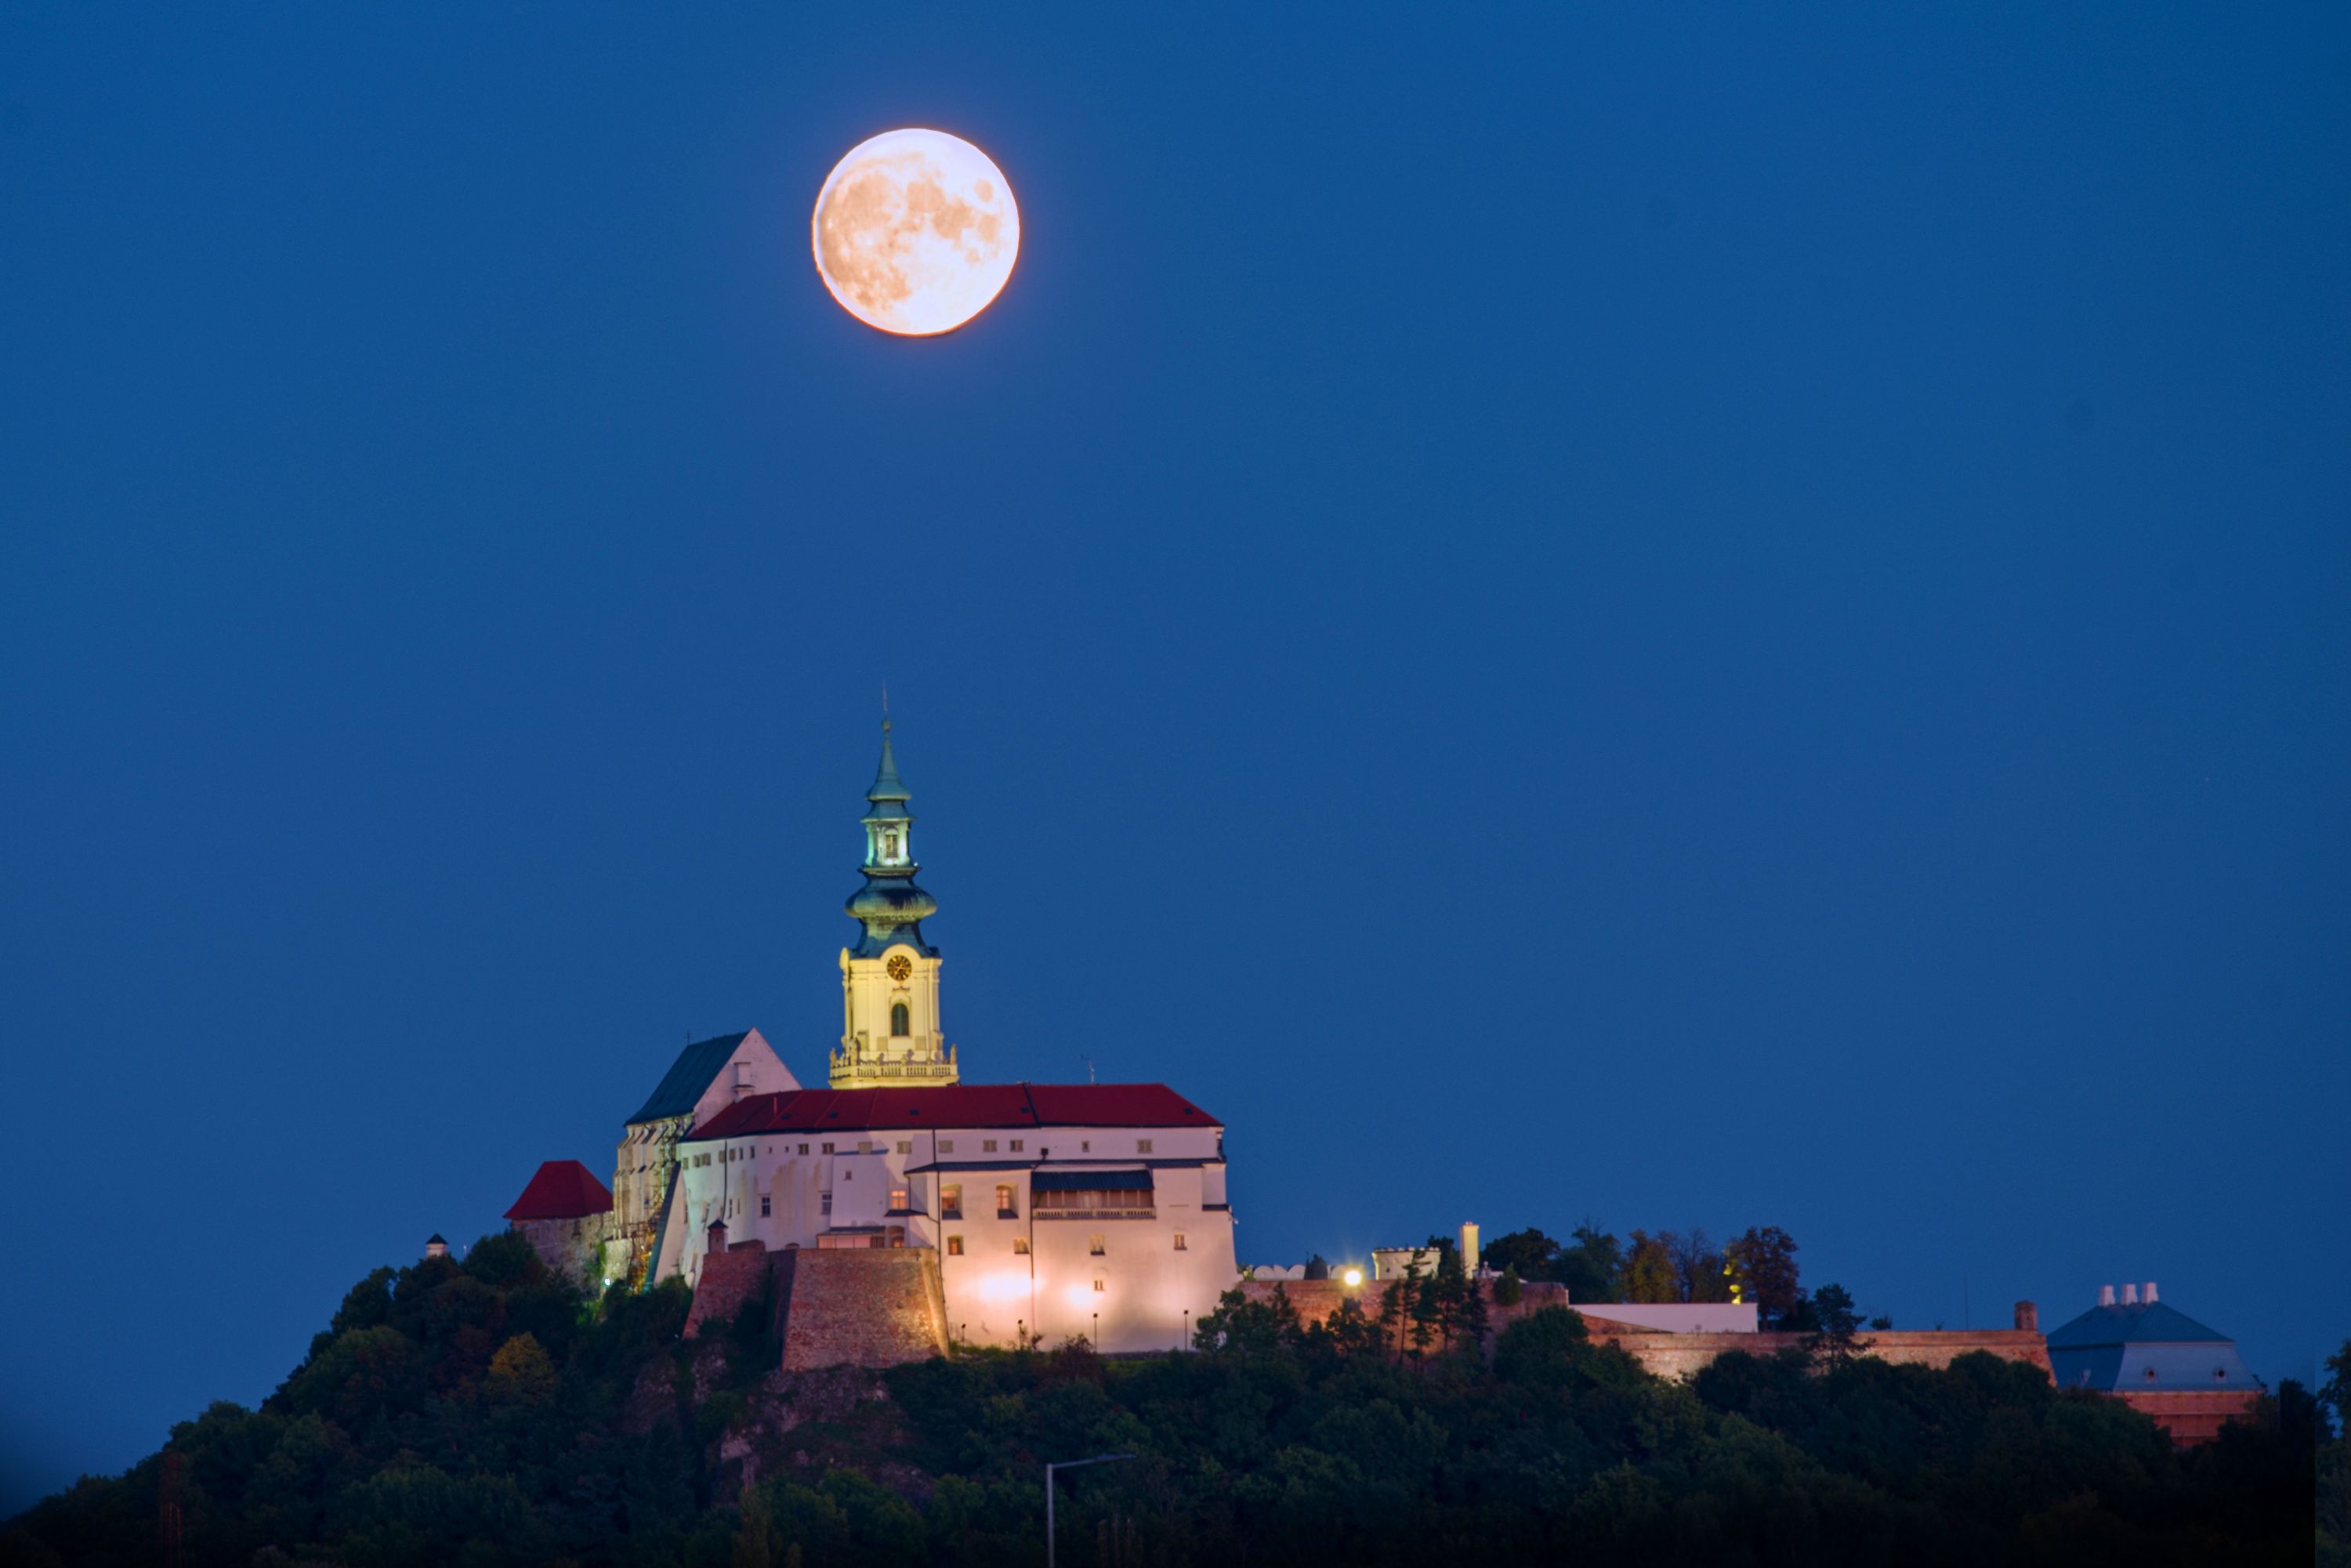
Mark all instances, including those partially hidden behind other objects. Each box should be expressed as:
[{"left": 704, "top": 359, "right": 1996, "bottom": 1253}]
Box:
[
  {"left": 503, "top": 1159, "right": 614, "bottom": 1222},
  {"left": 688, "top": 1082, "right": 1219, "bottom": 1142}
]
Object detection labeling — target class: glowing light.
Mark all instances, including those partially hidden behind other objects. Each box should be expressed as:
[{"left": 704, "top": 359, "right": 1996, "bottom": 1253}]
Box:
[
  {"left": 812, "top": 129, "right": 1019, "bottom": 335},
  {"left": 976, "top": 1272, "right": 1031, "bottom": 1302},
  {"left": 1342, "top": 1268, "right": 1363, "bottom": 1288},
  {"left": 1063, "top": 1281, "right": 1098, "bottom": 1311}
]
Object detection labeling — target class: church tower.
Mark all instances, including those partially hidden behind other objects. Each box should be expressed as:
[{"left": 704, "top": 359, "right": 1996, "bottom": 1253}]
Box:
[{"left": 829, "top": 717, "right": 958, "bottom": 1089}]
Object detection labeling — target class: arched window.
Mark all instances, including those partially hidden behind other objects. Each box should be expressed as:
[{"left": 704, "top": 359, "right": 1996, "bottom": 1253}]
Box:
[{"left": 890, "top": 1001, "right": 910, "bottom": 1037}]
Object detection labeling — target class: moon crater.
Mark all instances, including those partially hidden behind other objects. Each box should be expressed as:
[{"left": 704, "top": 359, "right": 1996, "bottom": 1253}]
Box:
[{"left": 813, "top": 129, "right": 1019, "bottom": 335}]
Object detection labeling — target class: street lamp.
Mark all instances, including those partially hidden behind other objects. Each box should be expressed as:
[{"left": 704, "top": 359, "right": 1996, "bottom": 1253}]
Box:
[{"left": 1045, "top": 1453, "right": 1133, "bottom": 1568}]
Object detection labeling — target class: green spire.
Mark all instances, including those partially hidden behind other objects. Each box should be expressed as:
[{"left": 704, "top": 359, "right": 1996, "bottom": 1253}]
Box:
[
  {"left": 867, "top": 715, "right": 911, "bottom": 814},
  {"left": 846, "top": 713, "right": 936, "bottom": 957}
]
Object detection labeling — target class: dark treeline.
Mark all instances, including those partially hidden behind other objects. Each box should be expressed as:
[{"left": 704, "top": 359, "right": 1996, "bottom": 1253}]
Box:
[
  {"left": 5, "top": 1235, "right": 2338, "bottom": 1566},
  {"left": 1482, "top": 1222, "right": 1875, "bottom": 1330}
]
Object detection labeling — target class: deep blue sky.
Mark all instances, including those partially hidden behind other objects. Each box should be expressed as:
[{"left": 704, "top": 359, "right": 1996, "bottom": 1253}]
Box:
[{"left": 3, "top": 4, "right": 2346, "bottom": 1510}]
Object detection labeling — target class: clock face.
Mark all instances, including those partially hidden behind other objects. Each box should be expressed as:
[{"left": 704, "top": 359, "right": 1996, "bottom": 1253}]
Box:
[{"left": 886, "top": 954, "right": 912, "bottom": 982}]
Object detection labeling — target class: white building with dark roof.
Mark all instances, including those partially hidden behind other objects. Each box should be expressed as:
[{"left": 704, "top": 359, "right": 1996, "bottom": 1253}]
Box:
[
  {"left": 2045, "top": 1283, "right": 2262, "bottom": 1444},
  {"left": 606, "top": 1027, "right": 796, "bottom": 1287}
]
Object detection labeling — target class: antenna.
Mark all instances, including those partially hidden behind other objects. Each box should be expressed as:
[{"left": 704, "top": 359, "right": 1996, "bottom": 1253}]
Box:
[{"left": 1083, "top": 1054, "right": 1096, "bottom": 1084}]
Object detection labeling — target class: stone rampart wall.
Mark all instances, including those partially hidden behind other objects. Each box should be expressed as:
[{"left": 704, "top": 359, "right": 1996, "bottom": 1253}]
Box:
[
  {"left": 682, "top": 1245, "right": 951, "bottom": 1368},
  {"left": 2115, "top": 1389, "right": 2263, "bottom": 1446},
  {"left": 682, "top": 1241, "right": 771, "bottom": 1340},
  {"left": 774, "top": 1249, "right": 948, "bottom": 1371},
  {"left": 1233, "top": 1279, "right": 2051, "bottom": 1381},
  {"left": 1585, "top": 1327, "right": 2051, "bottom": 1381}
]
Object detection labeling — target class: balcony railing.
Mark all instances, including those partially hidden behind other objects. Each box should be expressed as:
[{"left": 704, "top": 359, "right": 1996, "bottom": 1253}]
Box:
[{"left": 1036, "top": 1204, "right": 1155, "bottom": 1221}]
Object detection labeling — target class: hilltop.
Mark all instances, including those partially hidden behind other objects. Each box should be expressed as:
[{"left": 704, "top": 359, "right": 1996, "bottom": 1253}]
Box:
[{"left": 3, "top": 1234, "right": 2329, "bottom": 1566}]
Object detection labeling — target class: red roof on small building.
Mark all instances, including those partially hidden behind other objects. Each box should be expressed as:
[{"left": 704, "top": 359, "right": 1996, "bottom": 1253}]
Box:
[
  {"left": 504, "top": 1159, "right": 614, "bottom": 1222},
  {"left": 687, "top": 1082, "right": 1219, "bottom": 1143}
]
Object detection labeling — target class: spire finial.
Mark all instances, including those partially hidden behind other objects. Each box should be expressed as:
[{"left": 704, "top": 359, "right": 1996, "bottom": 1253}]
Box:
[{"left": 882, "top": 679, "right": 890, "bottom": 731}]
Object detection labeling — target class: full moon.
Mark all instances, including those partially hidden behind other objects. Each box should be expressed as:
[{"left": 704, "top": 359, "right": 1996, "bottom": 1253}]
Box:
[{"left": 812, "top": 129, "right": 1020, "bottom": 336}]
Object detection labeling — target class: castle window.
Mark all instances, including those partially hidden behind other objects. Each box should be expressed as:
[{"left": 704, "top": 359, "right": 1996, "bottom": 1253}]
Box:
[
  {"left": 996, "top": 1184, "right": 1017, "bottom": 1218},
  {"left": 889, "top": 1186, "right": 910, "bottom": 1210},
  {"left": 761, "top": 1196, "right": 772, "bottom": 1218},
  {"left": 798, "top": 1143, "right": 809, "bottom": 1156},
  {"left": 1013, "top": 1238, "right": 1031, "bottom": 1255},
  {"left": 897, "top": 1141, "right": 911, "bottom": 1154},
  {"left": 941, "top": 1185, "right": 962, "bottom": 1219},
  {"left": 1080, "top": 1141, "right": 1091, "bottom": 1153},
  {"left": 1009, "top": 1139, "right": 1024, "bottom": 1153},
  {"left": 890, "top": 1002, "right": 909, "bottom": 1037},
  {"left": 821, "top": 1143, "right": 835, "bottom": 1154},
  {"left": 1092, "top": 1279, "right": 1105, "bottom": 1292},
  {"left": 983, "top": 1139, "right": 998, "bottom": 1153},
  {"left": 1173, "top": 1233, "right": 1187, "bottom": 1251},
  {"left": 820, "top": 1192, "right": 832, "bottom": 1215},
  {"left": 1137, "top": 1139, "right": 1154, "bottom": 1154},
  {"left": 939, "top": 1139, "right": 955, "bottom": 1153},
  {"left": 947, "top": 1236, "right": 964, "bottom": 1256},
  {"left": 1089, "top": 1234, "right": 1106, "bottom": 1256}
]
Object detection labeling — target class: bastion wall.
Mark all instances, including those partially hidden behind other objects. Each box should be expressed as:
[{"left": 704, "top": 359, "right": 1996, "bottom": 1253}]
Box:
[
  {"left": 1234, "top": 1278, "right": 2054, "bottom": 1381},
  {"left": 682, "top": 1241, "right": 950, "bottom": 1370}
]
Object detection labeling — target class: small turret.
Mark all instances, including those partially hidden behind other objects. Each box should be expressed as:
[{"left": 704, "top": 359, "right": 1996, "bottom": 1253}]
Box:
[{"left": 425, "top": 1233, "right": 449, "bottom": 1260}]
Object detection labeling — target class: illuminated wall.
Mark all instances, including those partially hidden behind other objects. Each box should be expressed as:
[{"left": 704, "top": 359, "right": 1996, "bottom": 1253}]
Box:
[{"left": 666, "top": 1114, "right": 1237, "bottom": 1353}]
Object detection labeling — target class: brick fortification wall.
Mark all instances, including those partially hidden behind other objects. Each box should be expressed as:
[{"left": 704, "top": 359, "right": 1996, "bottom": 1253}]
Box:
[
  {"left": 2116, "top": 1390, "right": 2262, "bottom": 1446},
  {"left": 683, "top": 1245, "right": 949, "bottom": 1369},
  {"left": 1235, "top": 1280, "right": 2052, "bottom": 1382},
  {"left": 775, "top": 1249, "right": 949, "bottom": 1371},
  {"left": 683, "top": 1242, "right": 773, "bottom": 1340}
]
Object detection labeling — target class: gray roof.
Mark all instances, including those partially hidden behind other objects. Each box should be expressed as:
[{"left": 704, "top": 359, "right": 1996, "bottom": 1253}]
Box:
[
  {"left": 629, "top": 1031, "right": 752, "bottom": 1124},
  {"left": 2045, "top": 1299, "right": 2259, "bottom": 1393}
]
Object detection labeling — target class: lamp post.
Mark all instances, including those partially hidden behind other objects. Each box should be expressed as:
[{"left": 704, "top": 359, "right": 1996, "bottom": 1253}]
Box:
[{"left": 1045, "top": 1453, "right": 1133, "bottom": 1568}]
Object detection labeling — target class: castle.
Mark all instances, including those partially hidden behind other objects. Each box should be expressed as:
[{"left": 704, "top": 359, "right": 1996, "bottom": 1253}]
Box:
[
  {"left": 494, "top": 725, "right": 2260, "bottom": 1443},
  {"left": 505, "top": 719, "right": 1239, "bottom": 1356}
]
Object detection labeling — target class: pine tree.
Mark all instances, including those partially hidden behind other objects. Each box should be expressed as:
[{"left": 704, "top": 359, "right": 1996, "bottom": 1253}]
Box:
[{"left": 1494, "top": 1264, "right": 1524, "bottom": 1308}]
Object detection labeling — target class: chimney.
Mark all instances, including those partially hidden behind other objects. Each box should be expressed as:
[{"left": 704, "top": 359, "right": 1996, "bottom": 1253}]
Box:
[
  {"left": 707, "top": 1217, "right": 728, "bottom": 1254},
  {"left": 2143, "top": 1280, "right": 2157, "bottom": 1303},
  {"left": 2013, "top": 1301, "right": 2038, "bottom": 1333},
  {"left": 1460, "top": 1221, "right": 1481, "bottom": 1275},
  {"left": 2099, "top": 1284, "right": 2116, "bottom": 1306},
  {"left": 2121, "top": 1284, "right": 2139, "bottom": 1305}
]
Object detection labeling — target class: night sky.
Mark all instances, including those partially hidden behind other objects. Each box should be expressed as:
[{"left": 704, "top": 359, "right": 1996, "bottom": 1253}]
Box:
[{"left": 3, "top": 5, "right": 2345, "bottom": 1512}]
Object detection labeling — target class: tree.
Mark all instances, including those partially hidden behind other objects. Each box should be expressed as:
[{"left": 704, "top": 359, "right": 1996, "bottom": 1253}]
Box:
[
  {"left": 1374, "top": 1266, "right": 1412, "bottom": 1360},
  {"left": 1622, "top": 1231, "right": 1678, "bottom": 1304},
  {"left": 1457, "top": 1261, "right": 1492, "bottom": 1349},
  {"left": 1492, "top": 1305, "right": 1592, "bottom": 1389},
  {"left": 1494, "top": 1265, "right": 1523, "bottom": 1308},
  {"left": 1722, "top": 1226, "right": 1802, "bottom": 1324},
  {"left": 1480, "top": 1228, "right": 1559, "bottom": 1280},
  {"left": 1554, "top": 1225, "right": 1627, "bottom": 1302},
  {"left": 1193, "top": 1285, "right": 1299, "bottom": 1355},
  {"left": 1669, "top": 1228, "right": 1728, "bottom": 1303},
  {"left": 2324, "top": 1338, "right": 2351, "bottom": 1433},
  {"left": 1805, "top": 1283, "right": 1871, "bottom": 1367},
  {"left": 485, "top": 1332, "right": 557, "bottom": 1404},
  {"left": 733, "top": 1483, "right": 777, "bottom": 1568},
  {"left": 1406, "top": 1258, "right": 1440, "bottom": 1361}
]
